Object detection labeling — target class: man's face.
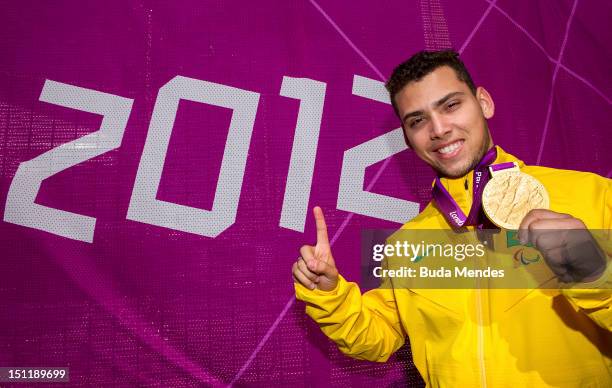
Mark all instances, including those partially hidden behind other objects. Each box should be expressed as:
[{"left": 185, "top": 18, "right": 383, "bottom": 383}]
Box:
[{"left": 394, "top": 65, "right": 494, "bottom": 178}]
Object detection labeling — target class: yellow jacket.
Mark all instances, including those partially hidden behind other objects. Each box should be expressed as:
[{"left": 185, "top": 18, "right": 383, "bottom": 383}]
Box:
[{"left": 295, "top": 146, "right": 612, "bottom": 387}]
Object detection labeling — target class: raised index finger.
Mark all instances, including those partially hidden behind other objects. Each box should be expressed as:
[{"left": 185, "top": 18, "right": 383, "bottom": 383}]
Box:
[{"left": 313, "top": 206, "right": 330, "bottom": 245}]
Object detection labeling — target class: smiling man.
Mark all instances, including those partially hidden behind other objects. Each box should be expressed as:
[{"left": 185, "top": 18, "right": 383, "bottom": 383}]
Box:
[
  {"left": 292, "top": 50, "right": 611, "bottom": 387},
  {"left": 392, "top": 61, "right": 493, "bottom": 179}
]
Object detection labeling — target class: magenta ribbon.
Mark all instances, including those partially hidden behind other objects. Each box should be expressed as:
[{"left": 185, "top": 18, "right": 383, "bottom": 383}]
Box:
[
  {"left": 490, "top": 161, "right": 516, "bottom": 172},
  {"left": 432, "top": 147, "right": 499, "bottom": 229}
]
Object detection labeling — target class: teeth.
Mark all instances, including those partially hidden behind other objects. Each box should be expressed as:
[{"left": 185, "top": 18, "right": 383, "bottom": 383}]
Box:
[{"left": 438, "top": 141, "right": 462, "bottom": 154}]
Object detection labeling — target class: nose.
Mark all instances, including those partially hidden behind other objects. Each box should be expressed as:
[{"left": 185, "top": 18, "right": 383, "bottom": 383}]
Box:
[{"left": 429, "top": 113, "right": 452, "bottom": 139}]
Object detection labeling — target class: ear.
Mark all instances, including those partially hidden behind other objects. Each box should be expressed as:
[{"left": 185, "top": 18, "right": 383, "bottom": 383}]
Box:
[{"left": 476, "top": 86, "right": 495, "bottom": 119}]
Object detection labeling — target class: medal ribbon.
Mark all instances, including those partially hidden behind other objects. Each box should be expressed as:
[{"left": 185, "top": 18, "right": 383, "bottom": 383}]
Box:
[{"left": 432, "top": 147, "right": 498, "bottom": 229}]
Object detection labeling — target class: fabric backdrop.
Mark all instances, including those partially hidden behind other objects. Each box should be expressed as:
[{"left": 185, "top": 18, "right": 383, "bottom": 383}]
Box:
[{"left": 0, "top": 1, "right": 610, "bottom": 386}]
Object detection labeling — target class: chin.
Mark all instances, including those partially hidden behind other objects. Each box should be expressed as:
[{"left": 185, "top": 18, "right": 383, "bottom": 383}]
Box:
[
  {"left": 431, "top": 158, "right": 472, "bottom": 179},
  {"left": 439, "top": 167, "right": 470, "bottom": 179}
]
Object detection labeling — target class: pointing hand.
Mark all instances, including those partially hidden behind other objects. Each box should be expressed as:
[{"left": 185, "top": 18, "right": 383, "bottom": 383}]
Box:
[{"left": 292, "top": 207, "right": 339, "bottom": 291}]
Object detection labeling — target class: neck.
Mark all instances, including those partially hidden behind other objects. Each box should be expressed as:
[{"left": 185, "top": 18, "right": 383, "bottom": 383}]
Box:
[{"left": 438, "top": 144, "right": 497, "bottom": 180}]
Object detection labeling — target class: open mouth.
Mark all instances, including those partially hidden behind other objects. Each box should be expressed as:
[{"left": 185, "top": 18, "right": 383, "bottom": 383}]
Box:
[{"left": 434, "top": 139, "right": 464, "bottom": 159}]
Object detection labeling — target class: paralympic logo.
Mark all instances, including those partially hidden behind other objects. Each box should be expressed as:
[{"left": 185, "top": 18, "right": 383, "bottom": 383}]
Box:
[
  {"left": 512, "top": 248, "right": 541, "bottom": 266},
  {"left": 506, "top": 231, "right": 541, "bottom": 266}
]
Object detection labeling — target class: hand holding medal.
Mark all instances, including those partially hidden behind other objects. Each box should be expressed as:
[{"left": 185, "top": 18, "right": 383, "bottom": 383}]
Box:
[
  {"left": 516, "top": 209, "right": 607, "bottom": 283},
  {"left": 435, "top": 156, "right": 607, "bottom": 284},
  {"left": 483, "top": 162, "right": 606, "bottom": 283}
]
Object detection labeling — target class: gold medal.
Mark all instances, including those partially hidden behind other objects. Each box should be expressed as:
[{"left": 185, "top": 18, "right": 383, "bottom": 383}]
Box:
[{"left": 482, "top": 163, "right": 549, "bottom": 229}]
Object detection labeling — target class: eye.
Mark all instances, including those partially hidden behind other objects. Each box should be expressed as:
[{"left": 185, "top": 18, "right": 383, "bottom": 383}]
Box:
[
  {"left": 446, "top": 101, "right": 460, "bottom": 111},
  {"left": 409, "top": 117, "right": 424, "bottom": 128}
]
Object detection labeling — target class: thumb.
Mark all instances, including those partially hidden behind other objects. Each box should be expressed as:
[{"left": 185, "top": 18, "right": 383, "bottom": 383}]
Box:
[{"left": 306, "top": 257, "right": 338, "bottom": 279}]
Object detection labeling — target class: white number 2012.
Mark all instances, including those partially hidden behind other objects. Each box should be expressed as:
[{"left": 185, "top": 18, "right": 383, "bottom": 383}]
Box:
[{"left": 3, "top": 75, "right": 418, "bottom": 243}]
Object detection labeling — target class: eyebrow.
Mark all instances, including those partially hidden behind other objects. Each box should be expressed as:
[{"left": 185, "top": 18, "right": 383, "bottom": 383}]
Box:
[{"left": 401, "top": 91, "right": 466, "bottom": 124}]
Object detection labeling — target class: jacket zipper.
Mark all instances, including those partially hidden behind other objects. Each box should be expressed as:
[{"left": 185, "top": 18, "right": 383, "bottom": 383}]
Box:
[
  {"left": 476, "top": 287, "right": 487, "bottom": 388},
  {"left": 468, "top": 174, "right": 487, "bottom": 387}
]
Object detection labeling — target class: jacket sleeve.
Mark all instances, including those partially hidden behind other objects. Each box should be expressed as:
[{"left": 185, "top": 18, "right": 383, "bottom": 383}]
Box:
[
  {"left": 294, "top": 274, "right": 406, "bottom": 362},
  {"left": 561, "top": 263, "right": 611, "bottom": 331},
  {"left": 561, "top": 184, "right": 612, "bottom": 331}
]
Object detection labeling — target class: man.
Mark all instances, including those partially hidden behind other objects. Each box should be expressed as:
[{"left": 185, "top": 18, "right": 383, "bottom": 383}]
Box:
[{"left": 292, "top": 50, "right": 611, "bottom": 387}]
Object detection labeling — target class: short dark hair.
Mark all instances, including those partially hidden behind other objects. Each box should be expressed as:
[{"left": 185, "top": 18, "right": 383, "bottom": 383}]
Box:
[{"left": 385, "top": 50, "right": 477, "bottom": 118}]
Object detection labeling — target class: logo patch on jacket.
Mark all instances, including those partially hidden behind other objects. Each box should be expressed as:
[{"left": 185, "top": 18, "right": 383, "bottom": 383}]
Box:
[{"left": 506, "top": 231, "right": 541, "bottom": 267}]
